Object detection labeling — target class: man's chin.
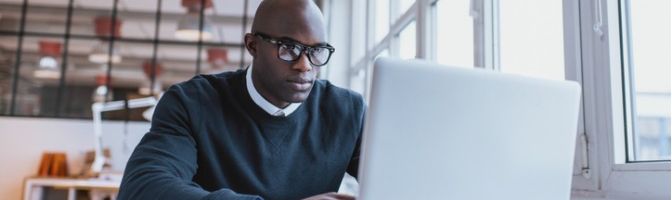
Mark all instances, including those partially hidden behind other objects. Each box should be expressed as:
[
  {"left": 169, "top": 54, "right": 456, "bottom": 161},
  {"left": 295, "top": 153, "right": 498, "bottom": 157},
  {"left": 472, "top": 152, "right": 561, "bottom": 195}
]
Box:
[{"left": 285, "top": 91, "right": 312, "bottom": 103}]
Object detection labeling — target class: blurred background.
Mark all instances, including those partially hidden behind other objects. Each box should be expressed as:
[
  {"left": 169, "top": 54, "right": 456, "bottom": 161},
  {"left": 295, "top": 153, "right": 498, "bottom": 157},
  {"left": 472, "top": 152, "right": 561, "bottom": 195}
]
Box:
[{"left": 0, "top": 0, "right": 262, "bottom": 120}]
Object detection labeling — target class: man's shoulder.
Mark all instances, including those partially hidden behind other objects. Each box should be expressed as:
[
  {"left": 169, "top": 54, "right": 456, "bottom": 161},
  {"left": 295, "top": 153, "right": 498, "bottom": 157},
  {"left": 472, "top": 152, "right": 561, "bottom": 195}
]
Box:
[
  {"left": 313, "top": 79, "right": 365, "bottom": 109},
  {"left": 169, "top": 70, "right": 245, "bottom": 94},
  {"left": 314, "top": 79, "right": 362, "bottom": 98}
]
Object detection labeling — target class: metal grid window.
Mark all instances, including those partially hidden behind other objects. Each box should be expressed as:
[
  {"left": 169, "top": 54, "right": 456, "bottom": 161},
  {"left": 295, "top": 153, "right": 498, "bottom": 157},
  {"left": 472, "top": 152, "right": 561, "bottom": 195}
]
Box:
[{"left": 0, "top": 0, "right": 258, "bottom": 121}]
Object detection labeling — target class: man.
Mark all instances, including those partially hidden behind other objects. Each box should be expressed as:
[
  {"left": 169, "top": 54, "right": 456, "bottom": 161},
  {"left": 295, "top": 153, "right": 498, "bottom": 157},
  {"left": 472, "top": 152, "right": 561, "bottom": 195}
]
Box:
[{"left": 117, "top": 0, "right": 364, "bottom": 199}]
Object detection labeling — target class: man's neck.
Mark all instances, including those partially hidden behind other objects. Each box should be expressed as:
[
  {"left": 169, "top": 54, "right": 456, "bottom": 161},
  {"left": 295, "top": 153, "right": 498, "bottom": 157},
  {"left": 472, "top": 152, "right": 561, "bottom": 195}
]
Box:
[
  {"left": 254, "top": 80, "right": 290, "bottom": 108},
  {"left": 245, "top": 64, "right": 300, "bottom": 116}
]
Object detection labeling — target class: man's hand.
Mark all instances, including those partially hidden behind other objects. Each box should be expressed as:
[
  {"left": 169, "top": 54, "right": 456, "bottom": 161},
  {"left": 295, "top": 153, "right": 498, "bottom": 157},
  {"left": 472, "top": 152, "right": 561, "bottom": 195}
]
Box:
[{"left": 302, "top": 192, "right": 356, "bottom": 200}]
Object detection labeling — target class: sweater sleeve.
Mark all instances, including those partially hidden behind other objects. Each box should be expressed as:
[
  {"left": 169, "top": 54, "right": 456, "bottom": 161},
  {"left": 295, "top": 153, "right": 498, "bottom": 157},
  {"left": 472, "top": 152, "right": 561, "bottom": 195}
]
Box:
[{"left": 117, "top": 85, "right": 263, "bottom": 200}]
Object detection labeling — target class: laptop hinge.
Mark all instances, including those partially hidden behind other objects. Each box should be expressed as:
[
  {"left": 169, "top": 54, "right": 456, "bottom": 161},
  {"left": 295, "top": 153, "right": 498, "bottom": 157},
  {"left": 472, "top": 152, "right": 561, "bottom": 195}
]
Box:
[{"left": 579, "top": 131, "right": 591, "bottom": 179}]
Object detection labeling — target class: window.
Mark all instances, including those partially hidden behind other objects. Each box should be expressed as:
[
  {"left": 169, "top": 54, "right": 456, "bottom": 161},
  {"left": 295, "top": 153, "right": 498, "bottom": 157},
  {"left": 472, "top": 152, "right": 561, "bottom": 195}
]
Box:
[
  {"left": 374, "top": 0, "right": 390, "bottom": 43},
  {"left": 350, "top": 0, "right": 367, "bottom": 66},
  {"left": 0, "top": 0, "right": 258, "bottom": 120},
  {"left": 0, "top": 35, "right": 18, "bottom": 115},
  {"left": 397, "top": 0, "right": 415, "bottom": 18},
  {"left": 397, "top": 21, "right": 416, "bottom": 59},
  {"left": 569, "top": 0, "right": 670, "bottom": 198},
  {"left": 339, "top": 0, "right": 670, "bottom": 198},
  {"left": 434, "top": 0, "right": 474, "bottom": 68},
  {"left": 498, "top": 0, "right": 565, "bottom": 80},
  {"left": 25, "top": 0, "right": 70, "bottom": 34},
  {"left": 620, "top": 0, "right": 671, "bottom": 161}
]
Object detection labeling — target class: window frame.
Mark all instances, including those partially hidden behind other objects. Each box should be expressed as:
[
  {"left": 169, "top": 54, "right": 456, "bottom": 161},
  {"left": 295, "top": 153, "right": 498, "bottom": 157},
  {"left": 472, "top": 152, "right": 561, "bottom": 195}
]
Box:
[
  {"left": 564, "top": 0, "right": 670, "bottom": 198},
  {"left": 331, "top": 0, "right": 671, "bottom": 198}
]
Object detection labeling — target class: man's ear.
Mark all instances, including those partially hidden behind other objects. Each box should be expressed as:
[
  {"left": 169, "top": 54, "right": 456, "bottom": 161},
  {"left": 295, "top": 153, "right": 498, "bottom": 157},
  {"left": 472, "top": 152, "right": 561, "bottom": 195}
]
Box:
[{"left": 244, "top": 33, "right": 257, "bottom": 57}]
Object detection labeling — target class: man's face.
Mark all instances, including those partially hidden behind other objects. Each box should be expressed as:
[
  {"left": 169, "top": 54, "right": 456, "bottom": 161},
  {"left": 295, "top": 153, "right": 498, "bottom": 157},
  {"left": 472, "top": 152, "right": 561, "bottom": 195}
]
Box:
[
  {"left": 246, "top": 21, "right": 328, "bottom": 107},
  {"left": 245, "top": 0, "right": 329, "bottom": 108},
  {"left": 255, "top": 33, "right": 320, "bottom": 104}
]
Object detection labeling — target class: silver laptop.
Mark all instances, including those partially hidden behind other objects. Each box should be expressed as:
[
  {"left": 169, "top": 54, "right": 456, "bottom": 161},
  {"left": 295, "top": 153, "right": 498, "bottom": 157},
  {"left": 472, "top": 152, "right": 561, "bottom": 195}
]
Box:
[{"left": 358, "top": 58, "right": 581, "bottom": 200}]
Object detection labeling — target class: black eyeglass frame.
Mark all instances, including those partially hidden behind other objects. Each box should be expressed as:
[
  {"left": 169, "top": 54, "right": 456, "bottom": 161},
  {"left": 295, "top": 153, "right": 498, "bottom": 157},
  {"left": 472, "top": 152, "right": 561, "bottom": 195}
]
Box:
[{"left": 252, "top": 32, "right": 335, "bottom": 67}]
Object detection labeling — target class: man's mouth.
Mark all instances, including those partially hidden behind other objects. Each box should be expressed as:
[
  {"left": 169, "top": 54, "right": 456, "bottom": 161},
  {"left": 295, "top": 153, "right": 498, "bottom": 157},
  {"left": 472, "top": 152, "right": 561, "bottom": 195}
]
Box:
[{"left": 287, "top": 79, "right": 313, "bottom": 91}]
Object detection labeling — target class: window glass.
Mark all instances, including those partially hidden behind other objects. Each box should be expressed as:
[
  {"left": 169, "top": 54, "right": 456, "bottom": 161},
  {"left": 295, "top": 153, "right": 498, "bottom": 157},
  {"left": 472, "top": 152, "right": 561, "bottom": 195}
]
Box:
[
  {"left": 624, "top": 0, "right": 671, "bottom": 161},
  {"left": 398, "top": 21, "right": 416, "bottom": 59},
  {"left": 25, "top": 0, "right": 70, "bottom": 34},
  {"left": 397, "top": 0, "right": 414, "bottom": 18},
  {"left": 375, "top": 0, "right": 390, "bottom": 43},
  {"left": 499, "top": 0, "right": 565, "bottom": 80},
  {"left": 351, "top": 0, "right": 367, "bottom": 65},
  {"left": 0, "top": 36, "right": 18, "bottom": 115},
  {"left": 435, "top": 0, "right": 474, "bottom": 68},
  {"left": 14, "top": 36, "right": 66, "bottom": 117}
]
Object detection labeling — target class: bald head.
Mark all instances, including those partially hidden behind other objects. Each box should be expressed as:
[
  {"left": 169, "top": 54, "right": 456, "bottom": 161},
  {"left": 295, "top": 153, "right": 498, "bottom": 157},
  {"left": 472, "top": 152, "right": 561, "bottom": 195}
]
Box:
[
  {"left": 243, "top": 0, "right": 330, "bottom": 108},
  {"left": 251, "top": 0, "right": 327, "bottom": 44}
]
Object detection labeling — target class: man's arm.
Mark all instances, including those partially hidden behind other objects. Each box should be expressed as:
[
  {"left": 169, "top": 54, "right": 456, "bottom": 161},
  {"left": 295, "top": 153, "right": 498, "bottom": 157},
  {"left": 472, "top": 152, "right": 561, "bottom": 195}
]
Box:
[
  {"left": 345, "top": 92, "right": 366, "bottom": 179},
  {"left": 117, "top": 85, "right": 262, "bottom": 200},
  {"left": 346, "top": 135, "right": 361, "bottom": 179}
]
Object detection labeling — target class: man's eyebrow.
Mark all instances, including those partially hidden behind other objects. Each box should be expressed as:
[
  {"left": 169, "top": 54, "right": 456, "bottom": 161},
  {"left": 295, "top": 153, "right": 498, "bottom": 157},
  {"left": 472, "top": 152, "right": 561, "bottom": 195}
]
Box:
[{"left": 278, "top": 36, "right": 329, "bottom": 47}]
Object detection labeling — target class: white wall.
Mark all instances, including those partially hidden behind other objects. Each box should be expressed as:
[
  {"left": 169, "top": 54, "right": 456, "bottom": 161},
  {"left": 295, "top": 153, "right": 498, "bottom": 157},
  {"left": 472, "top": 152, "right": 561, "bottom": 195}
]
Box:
[{"left": 0, "top": 117, "right": 150, "bottom": 200}]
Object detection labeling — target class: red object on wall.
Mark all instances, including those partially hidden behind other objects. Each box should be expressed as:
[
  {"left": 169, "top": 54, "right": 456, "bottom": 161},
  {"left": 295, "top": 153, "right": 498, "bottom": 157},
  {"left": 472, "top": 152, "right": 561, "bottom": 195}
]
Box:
[
  {"left": 181, "top": 0, "right": 213, "bottom": 11},
  {"left": 94, "top": 16, "right": 122, "bottom": 38},
  {"left": 39, "top": 41, "right": 62, "bottom": 57},
  {"left": 207, "top": 48, "right": 228, "bottom": 67},
  {"left": 142, "top": 60, "right": 163, "bottom": 78},
  {"left": 95, "top": 74, "right": 110, "bottom": 86}
]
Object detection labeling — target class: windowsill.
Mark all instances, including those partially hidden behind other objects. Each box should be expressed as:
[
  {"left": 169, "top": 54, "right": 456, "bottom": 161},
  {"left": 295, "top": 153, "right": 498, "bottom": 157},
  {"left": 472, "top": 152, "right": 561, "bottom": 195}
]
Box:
[{"left": 612, "top": 161, "right": 670, "bottom": 171}]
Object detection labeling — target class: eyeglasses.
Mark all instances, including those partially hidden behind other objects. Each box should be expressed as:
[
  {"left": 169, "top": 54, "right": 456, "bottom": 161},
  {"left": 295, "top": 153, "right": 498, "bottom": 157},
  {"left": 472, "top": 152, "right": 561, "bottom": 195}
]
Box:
[{"left": 253, "top": 32, "right": 335, "bottom": 67}]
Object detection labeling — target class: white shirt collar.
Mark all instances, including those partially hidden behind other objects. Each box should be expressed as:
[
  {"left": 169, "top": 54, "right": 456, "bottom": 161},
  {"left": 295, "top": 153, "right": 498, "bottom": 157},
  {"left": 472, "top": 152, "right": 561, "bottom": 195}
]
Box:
[{"left": 246, "top": 64, "right": 301, "bottom": 117}]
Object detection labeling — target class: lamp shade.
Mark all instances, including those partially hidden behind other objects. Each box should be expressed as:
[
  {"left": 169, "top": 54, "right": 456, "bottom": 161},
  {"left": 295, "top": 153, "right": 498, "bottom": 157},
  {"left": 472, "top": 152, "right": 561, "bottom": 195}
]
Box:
[
  {"left": 94, "top": 16, "right": 122, "bottom": 38},
  {"left": 181, "top": 0, "right": 213, "bottom": 11},
  {"left": 37, "top": 40, "right": 62, "bottom": 71},
  {"left": 142, "top": 60, "right": 163, "bottom": 78},
  {"left": 39, "top": 41, "right": 62, "bottom": 57},
  {"left": 34, "top": 40, "right": 62, "bottom": 78},
  {"left": 95, "top": 74, "right": 110, "bottom": 86},
  {"left": 207, "top": 48, "right": 228, "bottom": 68}
]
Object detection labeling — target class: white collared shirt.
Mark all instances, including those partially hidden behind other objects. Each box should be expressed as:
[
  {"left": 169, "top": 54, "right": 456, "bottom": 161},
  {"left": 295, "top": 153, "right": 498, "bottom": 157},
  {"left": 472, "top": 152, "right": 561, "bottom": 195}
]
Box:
[{"left": 246, "top": 64, "right": 301, "bottom": 117}]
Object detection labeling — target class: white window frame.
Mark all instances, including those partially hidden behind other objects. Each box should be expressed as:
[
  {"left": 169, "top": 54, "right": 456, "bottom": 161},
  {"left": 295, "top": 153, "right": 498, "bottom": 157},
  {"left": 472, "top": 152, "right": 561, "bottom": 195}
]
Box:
[
  {"left": 350, "top": 0, "right": 427, "bottom": 100},
  {"left": 327, "top": 0, "right": 670, "bottom": 198},
  {"left": 569, "top": 0, "right": 670, "bottom": 199}
]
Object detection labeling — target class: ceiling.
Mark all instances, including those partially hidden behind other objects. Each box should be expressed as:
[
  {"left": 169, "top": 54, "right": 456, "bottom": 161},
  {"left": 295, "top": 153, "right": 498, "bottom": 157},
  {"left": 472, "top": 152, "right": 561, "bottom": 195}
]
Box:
[{"left": 0, "top": 0, "right": 263, "bottom": 88}]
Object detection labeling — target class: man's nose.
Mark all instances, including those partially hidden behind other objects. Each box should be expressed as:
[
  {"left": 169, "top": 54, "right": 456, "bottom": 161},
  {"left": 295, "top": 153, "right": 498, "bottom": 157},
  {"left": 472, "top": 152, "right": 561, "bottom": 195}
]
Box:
[{"left": 292, "top": 53, "right": 313, "bottom": 72}]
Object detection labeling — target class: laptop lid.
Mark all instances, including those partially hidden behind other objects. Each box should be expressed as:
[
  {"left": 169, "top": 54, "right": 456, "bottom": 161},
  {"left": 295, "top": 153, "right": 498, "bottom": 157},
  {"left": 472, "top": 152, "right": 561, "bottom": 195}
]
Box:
[{"left": 358, "top": 58, "right": 581, "bottom": 200}]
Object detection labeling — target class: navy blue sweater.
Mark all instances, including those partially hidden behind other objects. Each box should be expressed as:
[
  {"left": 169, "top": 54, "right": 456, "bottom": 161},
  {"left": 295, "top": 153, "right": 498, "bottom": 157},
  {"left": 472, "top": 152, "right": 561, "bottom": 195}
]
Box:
[{"left": 118, "top": 69, "right": 365, "bottom": 200}]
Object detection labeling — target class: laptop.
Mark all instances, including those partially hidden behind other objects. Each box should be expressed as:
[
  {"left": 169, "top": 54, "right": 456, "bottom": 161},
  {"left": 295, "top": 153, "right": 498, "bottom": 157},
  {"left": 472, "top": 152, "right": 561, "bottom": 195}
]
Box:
[{"left": 357, "top": 58, "right": 581, "bottom": 200}]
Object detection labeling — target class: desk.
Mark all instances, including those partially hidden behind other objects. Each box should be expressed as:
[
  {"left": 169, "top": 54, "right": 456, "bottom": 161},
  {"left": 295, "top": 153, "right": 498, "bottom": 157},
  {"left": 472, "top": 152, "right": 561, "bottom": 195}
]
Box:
[{"left": 23, "top": 177, "right": 120, "bottom": 200}]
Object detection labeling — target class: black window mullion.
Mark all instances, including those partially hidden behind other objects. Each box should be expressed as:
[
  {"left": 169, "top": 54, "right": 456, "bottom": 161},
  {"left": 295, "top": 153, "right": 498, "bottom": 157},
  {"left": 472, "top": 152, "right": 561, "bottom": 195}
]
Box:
[
  {"left": 240, "top": 0, "right": 249, "bottom": 69},
  {"left": 150, "top": 0, "right": 163, "bottom": 95},
  {"left": 105, "top": 0, "right": 120, "bottom": 103},
  {"left": 54, "top": 0, "right": 75, "bottom": 117},
  {"left": 195, "top": 0, "right": 207, "bottom": 75},
  {"left": 9, "top": 0, "right": 29, "bottom": 115}
]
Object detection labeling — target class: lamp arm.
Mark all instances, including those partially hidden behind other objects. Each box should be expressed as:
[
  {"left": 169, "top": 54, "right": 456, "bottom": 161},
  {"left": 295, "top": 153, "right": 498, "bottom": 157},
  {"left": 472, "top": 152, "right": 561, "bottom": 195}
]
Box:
[{"left": 90, "top": 97, "right": 157, "bottom": 174}]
